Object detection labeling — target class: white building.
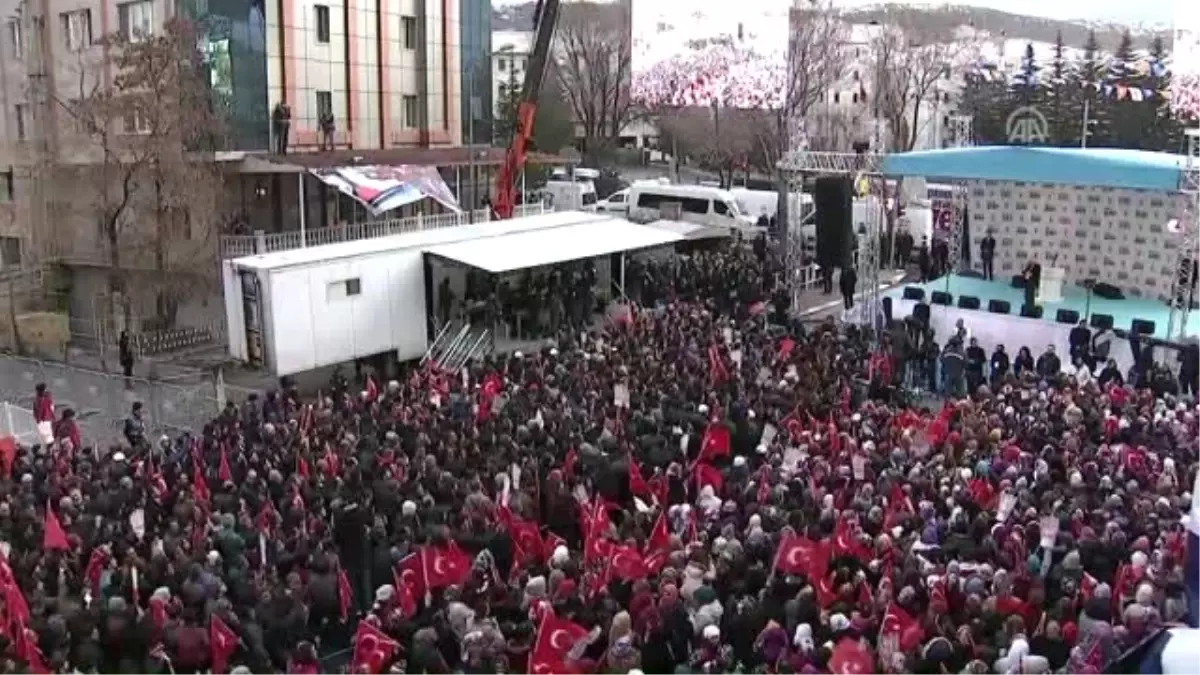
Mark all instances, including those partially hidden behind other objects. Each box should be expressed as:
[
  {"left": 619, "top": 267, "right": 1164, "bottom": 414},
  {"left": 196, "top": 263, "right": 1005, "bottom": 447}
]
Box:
[{"left": 492, "top": 30, "right": 532, "bottom": 113}]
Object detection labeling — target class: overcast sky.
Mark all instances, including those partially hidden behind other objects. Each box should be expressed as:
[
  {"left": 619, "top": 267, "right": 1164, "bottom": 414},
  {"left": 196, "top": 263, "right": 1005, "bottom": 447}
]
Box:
[{"left": 493, "top": 0, "right": 1185, "bottom": 28}]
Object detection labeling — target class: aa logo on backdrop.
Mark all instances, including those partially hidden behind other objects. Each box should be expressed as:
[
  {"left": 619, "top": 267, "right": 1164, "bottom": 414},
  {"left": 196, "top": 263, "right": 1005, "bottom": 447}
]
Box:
[{"left": 1006, "top": 106, "right": 1049, "bottom": 145}]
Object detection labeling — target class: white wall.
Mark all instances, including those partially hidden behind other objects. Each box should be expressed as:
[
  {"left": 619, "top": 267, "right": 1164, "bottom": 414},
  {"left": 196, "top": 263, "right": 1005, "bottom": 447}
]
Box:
[{"left": 265, "top": 248, "right": 428, "bottom": 375}]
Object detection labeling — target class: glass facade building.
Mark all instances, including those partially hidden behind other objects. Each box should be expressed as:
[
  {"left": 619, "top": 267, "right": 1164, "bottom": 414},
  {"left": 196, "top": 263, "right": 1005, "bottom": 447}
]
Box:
[
  {"left": 181, "top": 0, "right": 271, "bottom": 150},
  {"left": 459, "top": 0, "right": 492, "bottom": 146}
]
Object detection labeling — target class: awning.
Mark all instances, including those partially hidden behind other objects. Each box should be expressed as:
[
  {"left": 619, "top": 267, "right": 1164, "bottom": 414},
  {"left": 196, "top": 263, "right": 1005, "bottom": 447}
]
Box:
[{"left": 424, "top": 218, "right": 683, "bottom": 274}]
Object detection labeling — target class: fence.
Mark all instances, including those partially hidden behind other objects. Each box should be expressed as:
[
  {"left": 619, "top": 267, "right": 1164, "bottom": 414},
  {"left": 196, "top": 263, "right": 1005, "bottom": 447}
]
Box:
[
  {"left": 219, "top": 204, "right": 547, "bottom": 258},
  {"left": 0, "top": 355, "right": 265, "bottom": 446}
]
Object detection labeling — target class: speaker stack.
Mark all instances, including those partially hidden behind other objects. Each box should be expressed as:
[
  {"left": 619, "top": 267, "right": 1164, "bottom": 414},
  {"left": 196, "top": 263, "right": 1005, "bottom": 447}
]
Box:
[{"left": 813, "top": 176, "right": 853, "bottom": 268}]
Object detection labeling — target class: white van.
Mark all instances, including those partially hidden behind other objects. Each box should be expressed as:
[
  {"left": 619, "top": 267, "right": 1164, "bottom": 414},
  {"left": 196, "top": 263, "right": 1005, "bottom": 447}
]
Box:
[
  {"left": 627, "top": 184, "right": 761, "bottom": 234},
  {"left": 544, "top": 168, "right": 599, "bottom": 211},
  {"left": 597, "top": 188, "right": 630, "bottom": 214}
]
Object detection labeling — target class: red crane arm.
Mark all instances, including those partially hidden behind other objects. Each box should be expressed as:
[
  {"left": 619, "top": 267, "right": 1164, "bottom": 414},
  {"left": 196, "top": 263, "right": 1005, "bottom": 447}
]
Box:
[{"left": 491, "top": 0, "right": 562, "bottom": 220}]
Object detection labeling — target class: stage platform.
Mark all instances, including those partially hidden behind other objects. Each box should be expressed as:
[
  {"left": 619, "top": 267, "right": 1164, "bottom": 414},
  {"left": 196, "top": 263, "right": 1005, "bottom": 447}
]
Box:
[
  {"left": 886, "top": 275, "right": 1199, "bottom": 341},
  {"left": 884, "top": 274, "right": 1197, "bottom": 377}
]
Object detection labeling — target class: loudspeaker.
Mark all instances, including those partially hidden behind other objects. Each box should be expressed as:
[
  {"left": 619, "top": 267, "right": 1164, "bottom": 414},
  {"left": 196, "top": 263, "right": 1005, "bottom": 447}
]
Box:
[
  {"left": 988, "top": 299, "right": 1011, "bottom": 314},
  {"left": 1093, "top": 282, "right": 1124, "bottom": 300},
  {"left": 912, "top": 302, "right": 931, "bottom": 324},
  {"left": 813, "top": 176, "right": 853, "bottom": 268},
  {"left": 1090, "top": 313, "right": 1114, "bottom": 330},
  {"left": 957, "top": 295, "right": 981, "bottom": 310},
  {"left": 902, "top": 286, "right": 925, "bottom": 301},
  {"left": 1130, "top": 318, "right": 1156, "bottom": 335},
  {"left": 1021, "top": 304, "right": 1044, "bottom": 319},
  {"left": 1011, "top": 275, "right": 1027, "bottom": 289},
  {"left": 930, "top": 291, "right": 953, "bottom": 306},
  {"left": 882, "top": 296, "right": 893, "bottom": 324},
  {"left": 1056, "top": 308, "right": 1080, "bottom": 324}
]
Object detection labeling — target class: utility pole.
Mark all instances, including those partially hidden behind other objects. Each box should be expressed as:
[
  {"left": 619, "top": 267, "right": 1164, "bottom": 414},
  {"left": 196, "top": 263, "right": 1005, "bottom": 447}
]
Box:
[
  {"left": 467, "top": 60, "right": 477, "bottom": 223},
  {"left": 1080, "top": 98, "right": 1092, "bottom": 148}
]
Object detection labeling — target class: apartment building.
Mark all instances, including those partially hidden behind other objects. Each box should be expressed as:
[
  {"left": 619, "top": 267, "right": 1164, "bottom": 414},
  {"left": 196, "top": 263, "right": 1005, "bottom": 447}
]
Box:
[{"left": 0, "top": 0, "right": 470, "bottom": 344}]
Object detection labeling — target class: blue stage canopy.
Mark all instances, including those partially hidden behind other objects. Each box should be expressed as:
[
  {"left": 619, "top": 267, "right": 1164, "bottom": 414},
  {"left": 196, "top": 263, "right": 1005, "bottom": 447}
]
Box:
[{"left": 881, "top": 146, "right": 1187, "bottom": 192}]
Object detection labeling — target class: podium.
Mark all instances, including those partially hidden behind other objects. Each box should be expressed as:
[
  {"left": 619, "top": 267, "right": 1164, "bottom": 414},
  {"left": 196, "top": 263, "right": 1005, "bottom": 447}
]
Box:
[{"left": 1037, "top": 267, "right": 1065, "bottom": 303}]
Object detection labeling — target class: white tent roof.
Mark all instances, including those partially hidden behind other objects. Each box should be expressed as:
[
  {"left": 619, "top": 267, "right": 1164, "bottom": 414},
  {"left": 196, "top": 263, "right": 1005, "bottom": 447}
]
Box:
[
  {"left": 640, "top": 219, "right": 732, "bottom": 241},
  {"left": 425, "top": 220, "right": 683, "bottom": 274}
]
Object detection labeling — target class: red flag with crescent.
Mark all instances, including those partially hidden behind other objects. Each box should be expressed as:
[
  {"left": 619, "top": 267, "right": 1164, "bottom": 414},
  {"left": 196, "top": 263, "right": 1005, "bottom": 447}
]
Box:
[
  {"left": 351, "top": 621, "right": 401, "bottom": 674},
  {"left": 423, "top": 542, "right": 472, "bottom": 589},
  {"left": 695, "top": 423, "right": 731, "bottom": 465},
  {"left": 828, "top": 637, "right": 873, "bottom": 675},
  {"left": 774, "top": 533, "right": 829, "bottom": 578},
  {"left": 881, "top": 602, "right": 924, "bottom": 652},
  {"left": 209, "top": 614, "right": 239, "bottom": 674},
  {"left": 607, "top": 544, "right": 649, "bottom": 582},
  {"left": 646, "top": 510, "right": 670, "bottom": 553},
  {"left": 529, "top": 610, "right": 589, "bottom": 674}
]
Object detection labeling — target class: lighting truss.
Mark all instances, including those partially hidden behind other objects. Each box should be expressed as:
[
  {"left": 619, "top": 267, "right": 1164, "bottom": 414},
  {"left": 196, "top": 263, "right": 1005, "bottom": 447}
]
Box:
[
  {"left": 1165, "top": 128, "right": 1200, "bottom": 342},
  {"left": 778, "top": 151, "right": 884, "bottom": 174}
]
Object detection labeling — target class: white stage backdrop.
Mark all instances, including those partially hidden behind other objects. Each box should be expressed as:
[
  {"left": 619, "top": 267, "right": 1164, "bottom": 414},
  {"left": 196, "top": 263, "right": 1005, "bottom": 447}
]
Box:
[
  {"left": 962, "top": 181, "right": 1187, "bottom": 303},
  {"left": 892, "top": 299, "right": 1169, "bottom": 378}
]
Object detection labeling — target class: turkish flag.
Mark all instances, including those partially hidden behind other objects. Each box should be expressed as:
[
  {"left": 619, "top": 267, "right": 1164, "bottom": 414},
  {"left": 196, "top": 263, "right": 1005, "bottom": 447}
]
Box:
[
  {"left": 423, "top": 542, "right": 472, "bottom": 589},
  {"left": 829, "top": 637, "right": 874, "bottom": 675},
  {"left": 695, "top": 422, "right": 731, "bottom": 464},
  {"left": 42, "top": 502, "right": 70, "bottom": 551},
  {"left": 815, "top": 574, "right": 839, "bottom": 608},
  {"left": 628, "top": 459, "right": 652, "bottom": 500},
  {"left": 393, "top": 553, "right": 424, "bottom": 612},
  {"left": 500, "top": 509, "right": 544, "bottom": 567},
  {"left": 192, "top": 461, "right": 211, "bottom": 504},
  {"left": 85, "top": 546, "right": 111, "bottom": 595},
  {"left": 530, "top": 611, "right": 589, "bottom": 674},
  {"left": 881, "top": 602, "right": 924, "bottom": 652},
  {"left": 337, "top": 565, "right": 354, "bottom": 620},
  {"left": 707, "top": 344, "right": 728, "bottom": 384},
  {"left": 351, "top": 621, "right": 400, "bottom": 674},
  {"left": 646, "top": 511, "right": 670, "bottom": 553},
  {"left": 833, "top": 516, "right": 871, "bottom": 561},
  {"left": 13, "top": 626, "right": 49, "bottom": 674},
  {"left": 218, "top": 444, "right": 233, "bottom": 483},
  {"left": 692, "top": 462, "right": 723, "bottom": 493},
  {"left": 209, "top": 614, "right": 240, "bottom": 673},
  {"left": 776, "top": 336, "right": 796, "bottom": 362},
  {"left": 583, "top": 502, "right": 613, "bottom": 564},
  {"left": 607, "top": 544, "right": 648, "bottom": 581},
  {"left": 774, "top": 533, "right": 829, "bottom": 578}
]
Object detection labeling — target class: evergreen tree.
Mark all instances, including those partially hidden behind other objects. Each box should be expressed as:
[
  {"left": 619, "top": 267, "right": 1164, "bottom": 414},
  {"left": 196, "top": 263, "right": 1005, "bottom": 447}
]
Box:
[
  {"left": 957, "top": 70, "right": 1010, "bottom": 144},
  {"left": 1105, "top": 30, "right": 1142, "bottom": 148},
  {"left": 1010, "top": 42, "right": 1042, "bottom": 108},
  {"left": 1068, "top": 30, "right": 1109, "bottom": 147},
  {"left": 1045, "top": 30, "right": 1075, "bottom": 146},
  {"left": 1135, "top": 36, "right": 1184, "bottom": 151}
]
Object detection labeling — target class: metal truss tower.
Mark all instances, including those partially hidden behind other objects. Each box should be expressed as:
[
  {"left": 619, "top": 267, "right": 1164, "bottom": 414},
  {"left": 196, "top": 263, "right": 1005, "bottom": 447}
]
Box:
[
  {"left": 779, "top": 149, "right": 886, "bottom": 336},
  {"left": 1166, "top": 128, "right": 1200, "bottom": 342},
  {"left": 942, "top": 116, "right": 973, "bottom": 288}
]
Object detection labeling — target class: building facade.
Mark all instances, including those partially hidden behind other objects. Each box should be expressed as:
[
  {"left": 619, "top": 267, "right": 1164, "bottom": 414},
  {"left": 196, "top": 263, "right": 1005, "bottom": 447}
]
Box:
[
  {"left": 458, "top": 0, "right": 489, "bottom": 146},
  {"left": 0, "top": 0, "right": 469, "bottom": 345}
]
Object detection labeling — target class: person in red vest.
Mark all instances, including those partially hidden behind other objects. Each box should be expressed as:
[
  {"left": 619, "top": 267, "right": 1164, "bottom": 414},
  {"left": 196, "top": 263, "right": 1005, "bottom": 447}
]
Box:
[
  {"left": 54, "top": 408, "right": 81, "bottom": 451},
  {"left": 32, "top": 383, "right": 54, "bottom": 425}
]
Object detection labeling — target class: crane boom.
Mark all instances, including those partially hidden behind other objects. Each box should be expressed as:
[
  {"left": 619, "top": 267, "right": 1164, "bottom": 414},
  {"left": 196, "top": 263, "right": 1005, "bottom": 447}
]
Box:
[{"left": 491, "top": 0, "right": 562, "bottom": 220}]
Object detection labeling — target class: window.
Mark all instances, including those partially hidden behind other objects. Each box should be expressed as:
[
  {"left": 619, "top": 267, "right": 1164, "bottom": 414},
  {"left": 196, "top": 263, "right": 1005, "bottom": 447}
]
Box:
[
  {"left": 123, "top": 108, "right": 151, "bottom": 134},
  {"left": 609, "top": 193, "right": 624, "bottom": 204},
  {"left": 345, "top": 278, "right": 361, "bottom": 296},
  {"left": 61, "top": 10, "right": 92, "bottom": 51},
  {"left": 498, "top": 58, "right": 507, "bottom": 72},
  {"left": 118, "top": 0, "right": 153, "bottom": 41},
  {"left": 314, "top": 5, "right": 330, "bottom": 43},
  {"left": 497, "top": 83, "right": 508, "bottom": 99},
  {"left": 401, "top": 15, "right": 417, "bottom": 49},
  {"left": 582, "top": 192, "right": 597, "bottom": 206},
  {"left": 402, "top": 95, "right": 419, "bottom": 128},
  {"left": 14, "top": 104, "right": 27, "bottom": 141},
  {"left": 7, "top": 20, "right": 20, "bottom": 59},
  {"left": 0, "top": 237, "right": 20, "bottom": 268},
  {"left": 0, "top": 170, "right": 12, "bottom": 201},
  {"left": 680, "top": 197, "right": 710, "bottom": 215},
  {"left": 316, "top": 90, "right": 332, "bottom": 118},
  {"left": 635, "top": 193, "right": 661, "bottom": 208},
  {"left": 713, "top": 200, "right": 729, "bottom": 216}
]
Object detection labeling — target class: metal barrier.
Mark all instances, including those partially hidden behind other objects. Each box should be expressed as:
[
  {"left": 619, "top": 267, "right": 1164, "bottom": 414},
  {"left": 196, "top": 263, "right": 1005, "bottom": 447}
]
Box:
[
  {"left": 219, "top": 204, "right": 547, "bottom": 258},
  {"left": 0, "top": 355, "right": 265, "bottom": 446},
  {"left": 0, "top": 402, "right": 39, "bottom": 444}
]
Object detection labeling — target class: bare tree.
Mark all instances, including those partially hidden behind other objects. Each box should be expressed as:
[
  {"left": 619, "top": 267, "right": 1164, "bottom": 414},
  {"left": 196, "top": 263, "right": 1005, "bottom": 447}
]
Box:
[
  {"left": 57, "top": 18, "right": 225, "bottom": 331},
  {"left": 554, "top": 2, "right": 636, "bottom": 163},
  {"left": 656, "top": 105, "right": 757, "bottom": 187},
  {"left": 870, "top": 23, "right": 970, "bottom": 151}
]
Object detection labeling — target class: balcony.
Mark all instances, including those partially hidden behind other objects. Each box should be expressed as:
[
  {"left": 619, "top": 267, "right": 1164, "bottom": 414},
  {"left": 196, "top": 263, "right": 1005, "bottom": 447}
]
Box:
[{"left": 218, "top": 203, "right": 547, "bottom": 259}]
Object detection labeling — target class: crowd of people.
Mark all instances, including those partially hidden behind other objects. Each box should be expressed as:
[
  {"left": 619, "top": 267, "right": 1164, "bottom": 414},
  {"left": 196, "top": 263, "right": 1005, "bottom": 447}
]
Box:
[{"left": 1, "top": 243, "right": 1197, "bottom": 675}]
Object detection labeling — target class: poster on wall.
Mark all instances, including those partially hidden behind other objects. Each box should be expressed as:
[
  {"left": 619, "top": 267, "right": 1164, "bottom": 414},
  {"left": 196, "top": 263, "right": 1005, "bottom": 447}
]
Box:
[{"left": 310, "top": 165, "right": 462, "bottom": 216}]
